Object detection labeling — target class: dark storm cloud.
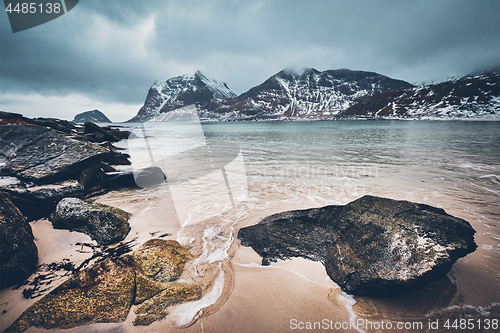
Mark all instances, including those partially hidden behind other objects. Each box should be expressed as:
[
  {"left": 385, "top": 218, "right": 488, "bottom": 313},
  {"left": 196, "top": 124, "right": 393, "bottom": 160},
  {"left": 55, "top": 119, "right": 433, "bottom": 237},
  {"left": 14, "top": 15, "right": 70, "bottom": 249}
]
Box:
[{"left": 0, "top": 0, "right": 498, "bottom": 120}]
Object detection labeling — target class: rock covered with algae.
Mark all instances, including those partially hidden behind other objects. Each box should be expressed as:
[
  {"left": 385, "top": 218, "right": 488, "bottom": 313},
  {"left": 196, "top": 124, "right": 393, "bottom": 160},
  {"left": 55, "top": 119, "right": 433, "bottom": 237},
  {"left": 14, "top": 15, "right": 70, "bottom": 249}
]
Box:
[
  {"left": 132, "top": 239, "right": 202, "bottom": 326},
  {"left": 5, "top": 239, "right": 201, "bottom": 332}
]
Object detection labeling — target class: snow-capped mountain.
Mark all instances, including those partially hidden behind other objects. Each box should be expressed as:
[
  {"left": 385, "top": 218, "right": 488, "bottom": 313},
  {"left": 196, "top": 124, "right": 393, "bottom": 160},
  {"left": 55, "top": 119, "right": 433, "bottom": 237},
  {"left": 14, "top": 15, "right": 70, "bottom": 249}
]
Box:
[
  {"left": 340, "top": 70, "right": 500, "bottom": 119},
  {"left": 211, "top": 68, "right": 414, "bottom": 120},
  {"left": 129, "top": 68, "right": 500, "bottom": 121},
  {"left": 128, "top": 68, "right": 414, "bottom": 122},
  {"left": 128, "top": 71, "right": 237, "bottom": 122}
]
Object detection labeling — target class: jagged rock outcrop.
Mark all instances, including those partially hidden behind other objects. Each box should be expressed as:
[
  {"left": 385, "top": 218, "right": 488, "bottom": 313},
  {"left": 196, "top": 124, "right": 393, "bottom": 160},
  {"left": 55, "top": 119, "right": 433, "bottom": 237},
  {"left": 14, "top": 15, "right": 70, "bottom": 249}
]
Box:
[
  {"left": 0, "top": 192, "right": 38, "bottom": 288},
  {"left": 49, "top": 197, "right": 131, "bottom": 246},
  {"left": 0, "top": 112, "right": 140, "bottom": 220},
  {"left": 0, "top": 124, "right": 109, "bottom": 183},
  {"left": 238, "top": 195, "right": 477, "bottom": 296},
  {"left": 2, "top": 180, "right": 85, "bottom": 221},
  {"left": 5, "top": 239, "right": 201, "bottom": 332}
]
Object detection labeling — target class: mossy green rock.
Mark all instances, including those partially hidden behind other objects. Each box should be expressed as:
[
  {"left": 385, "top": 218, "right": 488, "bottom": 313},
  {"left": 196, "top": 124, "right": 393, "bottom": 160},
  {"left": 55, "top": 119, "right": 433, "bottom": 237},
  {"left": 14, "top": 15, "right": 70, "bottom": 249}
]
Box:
[
  {"left": 5, "top": 239, "right": 201, "bottom": 332},
  {"left": 49, "top": 197, "right": 131, "bottom": 246},
  {"left": 5, "top": 256, "right": 137, "bottom": 332},
  {"left": 134, "top": 239, "right": 193, "bottom": 282},
  {"left": 239, "top": 195, "right": 477, "bottom": 296},
  {"left": 134, "top": 283, "right": 202, "bottom": 326}
]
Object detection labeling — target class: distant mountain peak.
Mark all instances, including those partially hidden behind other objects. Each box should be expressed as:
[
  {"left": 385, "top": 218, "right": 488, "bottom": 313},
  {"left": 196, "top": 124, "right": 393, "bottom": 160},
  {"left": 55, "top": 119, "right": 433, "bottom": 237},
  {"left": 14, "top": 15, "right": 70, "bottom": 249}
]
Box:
[
  {"left": 128, "top": 71, "right": 237, "bottom": 122},
  {"left": 73, "top": 110, "right": 111, "bottom": 124},
  {"left": 279, "top": 67, "right": 318, "bottom": 78}
]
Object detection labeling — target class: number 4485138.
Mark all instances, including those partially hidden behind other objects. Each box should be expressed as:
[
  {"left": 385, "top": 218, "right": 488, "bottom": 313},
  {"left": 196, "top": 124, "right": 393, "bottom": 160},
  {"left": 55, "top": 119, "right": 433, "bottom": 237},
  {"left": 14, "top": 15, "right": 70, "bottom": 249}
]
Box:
[
  {"left": 5, "top": 2, "right": 61, "bottom": 14},
  {"left": 444, "top": 318, "right": 498, "bottom": 330}
]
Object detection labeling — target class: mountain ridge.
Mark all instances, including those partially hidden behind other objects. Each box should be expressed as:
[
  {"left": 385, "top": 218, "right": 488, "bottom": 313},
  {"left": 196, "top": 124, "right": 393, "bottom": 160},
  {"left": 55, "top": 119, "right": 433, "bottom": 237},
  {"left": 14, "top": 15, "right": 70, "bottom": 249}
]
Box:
[
  {"left": 128, "top": 68, "right": 499, "bottom": 122},
  {"left": 339, "top": 71, "right": 500, "bottom": 119},
  {"left": 212, "top": 68, "right": 415, "bottom": 120}
]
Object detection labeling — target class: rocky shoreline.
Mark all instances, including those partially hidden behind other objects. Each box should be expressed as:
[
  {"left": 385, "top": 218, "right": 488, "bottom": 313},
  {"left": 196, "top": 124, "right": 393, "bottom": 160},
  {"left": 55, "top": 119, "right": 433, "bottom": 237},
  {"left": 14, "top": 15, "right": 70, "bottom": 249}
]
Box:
[
  {"left": 0, "top": 111, "right": 202, "bottom": 331},
  {"left": 5, "top": 239, "right": 201, "bottom": 332},
  {"left": 0, "top": 111, "right": 138, "bottom": 286},
  {"left": 1, "top": 111, "right": 481, "bottom": 331}
]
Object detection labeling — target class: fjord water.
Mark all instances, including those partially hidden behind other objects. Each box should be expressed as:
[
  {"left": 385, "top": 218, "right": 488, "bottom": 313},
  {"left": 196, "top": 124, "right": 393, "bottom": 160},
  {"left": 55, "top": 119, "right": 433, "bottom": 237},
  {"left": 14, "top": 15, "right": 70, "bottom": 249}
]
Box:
[{"left": 100, "top": 120, "right": 500, "bottom": 332}]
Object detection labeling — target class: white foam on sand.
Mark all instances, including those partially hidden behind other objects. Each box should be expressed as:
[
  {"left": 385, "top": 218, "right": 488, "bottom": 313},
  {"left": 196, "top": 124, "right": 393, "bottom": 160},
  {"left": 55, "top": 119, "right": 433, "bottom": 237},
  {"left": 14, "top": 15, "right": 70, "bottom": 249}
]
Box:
[{"left": 171, "top": 264, "right": 225, "bottom": 326}]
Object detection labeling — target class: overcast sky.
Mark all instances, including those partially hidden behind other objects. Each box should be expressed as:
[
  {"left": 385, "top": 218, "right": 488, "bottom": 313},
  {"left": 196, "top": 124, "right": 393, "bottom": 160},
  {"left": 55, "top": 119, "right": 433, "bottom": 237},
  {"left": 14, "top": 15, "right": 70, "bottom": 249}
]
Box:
[{"left": 1, "top": 0, "right": 499, "bottom": 122}]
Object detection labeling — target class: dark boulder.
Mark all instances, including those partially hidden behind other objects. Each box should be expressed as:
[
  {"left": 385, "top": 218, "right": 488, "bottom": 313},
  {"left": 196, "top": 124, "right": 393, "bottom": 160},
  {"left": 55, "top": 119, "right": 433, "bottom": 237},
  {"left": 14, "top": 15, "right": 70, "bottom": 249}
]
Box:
[
  {"left": 84, "top": 122, "right": 121, "bottom": 142},
  {"left": 0, "top": 124, "right": 110, "bottom": 184},
  {"left": 49, "top": 197, "right": 131, "bottom": 246},
  {"left": 104, "top": 125, "right": 134, "bottom": 140},
  {"left": 238, "top": 195, "right": 477, "bottom": 297},
  {"left": 103, "top": 166, "right": 166, "bottom": 189},
  {"left": 82, "top": 122, "right": 133, "bottom": 143},
  {"left": 2, "top": 180, "right": 85, "bottom": 221},
  {"left": 0, "top": 192, "right": 38, "bottom": 289}
]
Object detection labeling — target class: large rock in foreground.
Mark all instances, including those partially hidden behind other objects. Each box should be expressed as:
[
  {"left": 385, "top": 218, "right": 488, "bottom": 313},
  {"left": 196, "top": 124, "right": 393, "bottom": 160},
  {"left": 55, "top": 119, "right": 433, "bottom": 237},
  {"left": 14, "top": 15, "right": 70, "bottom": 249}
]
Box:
[
  {"left": 49, "top": 198, "right": 131, "bottom": 246},
  {"left": 238, "top": 195, "right": 477, "bottom": 296},
  {"left": 0, "top": 192, "right": 38, "bottom": 288},
  {"left": 5, "top": 239, "right": 201, "bottom": 332}
]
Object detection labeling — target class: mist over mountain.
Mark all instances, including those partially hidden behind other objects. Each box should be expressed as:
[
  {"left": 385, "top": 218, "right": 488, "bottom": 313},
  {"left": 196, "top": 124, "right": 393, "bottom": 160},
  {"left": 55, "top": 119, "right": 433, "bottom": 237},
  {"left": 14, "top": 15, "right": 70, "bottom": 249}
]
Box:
[{"left": 207, "top": 68, "right": 414, "bottom": 120}]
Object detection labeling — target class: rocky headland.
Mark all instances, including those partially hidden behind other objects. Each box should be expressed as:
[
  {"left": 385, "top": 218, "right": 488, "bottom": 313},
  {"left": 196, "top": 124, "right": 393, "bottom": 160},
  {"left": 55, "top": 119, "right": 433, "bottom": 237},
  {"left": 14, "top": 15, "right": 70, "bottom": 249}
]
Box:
[
  {"left": 238, "top": 195, "right": 477, "bottom": 297},
  {"left": 72, "top": 110, "right": 111, "bottom": 124}
]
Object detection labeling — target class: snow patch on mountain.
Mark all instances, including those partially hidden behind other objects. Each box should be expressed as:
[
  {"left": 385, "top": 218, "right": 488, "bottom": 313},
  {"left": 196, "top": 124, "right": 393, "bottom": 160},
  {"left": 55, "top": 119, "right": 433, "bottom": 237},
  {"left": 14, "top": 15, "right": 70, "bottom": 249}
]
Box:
[
  {"left": 128, "top": 71, "right": 236, "bottom": 122},
  {"left": 340, "top": 71, "right": 500, "bottom": 119}
]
